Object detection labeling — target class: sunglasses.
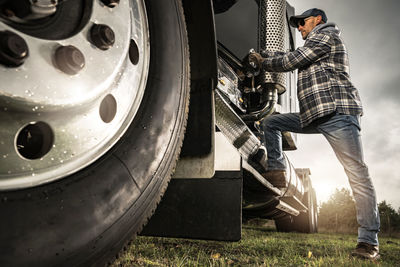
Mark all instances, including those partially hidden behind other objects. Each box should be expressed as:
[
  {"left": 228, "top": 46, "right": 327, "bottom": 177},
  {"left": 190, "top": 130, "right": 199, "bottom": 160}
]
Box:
[{"left": 297, "top": 17, "right": 312, "bottom": 27}]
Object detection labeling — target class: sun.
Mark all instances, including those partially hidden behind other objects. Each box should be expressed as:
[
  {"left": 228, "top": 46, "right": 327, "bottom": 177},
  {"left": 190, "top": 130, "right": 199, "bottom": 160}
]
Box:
[{"left": 312, "top": 181, "right": 336, "bottom": 205}]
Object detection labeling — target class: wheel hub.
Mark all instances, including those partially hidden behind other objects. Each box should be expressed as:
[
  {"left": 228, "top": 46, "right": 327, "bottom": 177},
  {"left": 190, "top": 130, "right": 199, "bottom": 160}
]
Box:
[{"left": 0, "top": 0, "right": 150, "bottom": 190}]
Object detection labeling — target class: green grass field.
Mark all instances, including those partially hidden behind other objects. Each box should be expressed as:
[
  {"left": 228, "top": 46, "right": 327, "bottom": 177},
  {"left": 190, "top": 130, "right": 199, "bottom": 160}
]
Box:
[{"left": 111, "top": 222, "right": 400, "bottom": 266}]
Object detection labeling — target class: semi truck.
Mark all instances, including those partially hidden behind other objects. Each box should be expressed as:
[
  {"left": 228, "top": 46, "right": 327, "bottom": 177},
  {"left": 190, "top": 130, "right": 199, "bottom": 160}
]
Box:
[{"left": 0, "top": 0, "right": 317, "bottom": 266}]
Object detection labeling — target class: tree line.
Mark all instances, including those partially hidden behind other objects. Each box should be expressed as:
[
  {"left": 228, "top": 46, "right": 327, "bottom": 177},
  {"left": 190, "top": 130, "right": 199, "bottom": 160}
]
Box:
[{"left": 318, "top": 188, "right": 400, "bottom": 235}]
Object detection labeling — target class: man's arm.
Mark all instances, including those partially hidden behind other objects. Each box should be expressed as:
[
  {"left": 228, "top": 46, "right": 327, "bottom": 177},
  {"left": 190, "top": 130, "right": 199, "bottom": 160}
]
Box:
[
  {"left": 260, "top": 50, "right": 285, "bottom": 57},
  {"left": 262, "top": 32, "right": 332, "bottom": 72}
]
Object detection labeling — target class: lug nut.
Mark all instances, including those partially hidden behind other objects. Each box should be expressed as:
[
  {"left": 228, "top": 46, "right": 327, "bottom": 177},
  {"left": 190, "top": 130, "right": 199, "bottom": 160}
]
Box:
[
  {"left": 101, "top": 0, "right": 119, "bottom": 8},
  {"left": 90, "top": 24, "right": 115, "bottom": 50},
  {"left": 0, "top": 31, "right": 29, "bottom": 67},
  {"left": 54, "top": 45, "right": 85, "bottom": 75}
]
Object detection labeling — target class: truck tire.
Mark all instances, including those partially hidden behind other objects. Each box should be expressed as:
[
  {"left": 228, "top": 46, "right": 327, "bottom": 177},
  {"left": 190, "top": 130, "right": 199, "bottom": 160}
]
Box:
[
  {"left": 310, "top": 189, "right": 318, "bottom": 233},
  {"left": 0, "top": 0, "right": 189, "bottom": 266},
  {"left": 275, "top": 188, "right": 318, "bottom": 233}
]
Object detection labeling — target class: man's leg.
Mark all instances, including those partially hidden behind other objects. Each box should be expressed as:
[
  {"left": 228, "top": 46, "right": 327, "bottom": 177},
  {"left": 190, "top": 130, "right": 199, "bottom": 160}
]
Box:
[
  {"left": 261, "top": 113, "right": 318, "bottom": 170},
  {"left": 317, "top": 114, "right": 380, "bottom": 247}
]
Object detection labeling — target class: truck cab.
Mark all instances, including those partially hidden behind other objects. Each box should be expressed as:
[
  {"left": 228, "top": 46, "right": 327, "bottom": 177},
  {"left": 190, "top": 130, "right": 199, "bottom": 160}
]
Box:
[
  {"left": 142, "top": 0, "right": 318, "bottom": 239},
  {"left": 0, "top": 1, "right": 317, "bottom": 265}
]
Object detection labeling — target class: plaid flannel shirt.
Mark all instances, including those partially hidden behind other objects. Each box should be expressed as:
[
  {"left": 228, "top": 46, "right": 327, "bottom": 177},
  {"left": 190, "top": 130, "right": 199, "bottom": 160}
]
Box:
[{"left": 261, "top": 23, "right": 363, "bottom": 127}]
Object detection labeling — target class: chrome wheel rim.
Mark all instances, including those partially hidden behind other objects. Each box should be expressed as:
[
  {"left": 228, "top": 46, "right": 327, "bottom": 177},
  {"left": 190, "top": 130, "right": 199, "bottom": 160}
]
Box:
[{"left": 0, "top": 0, "right": 150, "bottom": 190}]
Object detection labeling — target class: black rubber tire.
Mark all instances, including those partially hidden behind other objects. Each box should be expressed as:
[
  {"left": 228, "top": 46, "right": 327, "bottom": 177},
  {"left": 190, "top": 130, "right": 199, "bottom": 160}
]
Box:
[
  {"left": 299, "top": 188, "right": 318, "bottom": 233},
  {"left": 311, "top": 189, "right": 318, "bottom": 233},
  {"left": 275, "top": 215, "right": 294, "bottom": 232},
  {"left": 0, "top": 1, "right": 190, "bottom": 266},
  {"left": 275, "top": 188, "right": 318, "bottom": 233}
]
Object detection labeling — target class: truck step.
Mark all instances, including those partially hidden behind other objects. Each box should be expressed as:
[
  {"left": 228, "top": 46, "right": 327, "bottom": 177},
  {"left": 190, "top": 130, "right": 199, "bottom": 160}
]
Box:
[
  {"left": 280, "top": 195, "right": 307, "bottom": 212},
  {"left": 215, "top": 90, "right": 260, "bottom": 161},
  {"left": 242, "top": 196, "right": 300, "bottom": 219},
  {"left": 242, "top": 160, "right": 281, "bottom": 196},
  {"left": 275, "top": 199, "right": 301, "bottom": 217}
]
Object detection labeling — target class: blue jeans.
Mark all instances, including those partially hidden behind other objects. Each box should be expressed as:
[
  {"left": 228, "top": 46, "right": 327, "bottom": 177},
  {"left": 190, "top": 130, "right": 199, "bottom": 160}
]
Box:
[{"left": 262, "top": 112, "right": 380, "bottom": 245}]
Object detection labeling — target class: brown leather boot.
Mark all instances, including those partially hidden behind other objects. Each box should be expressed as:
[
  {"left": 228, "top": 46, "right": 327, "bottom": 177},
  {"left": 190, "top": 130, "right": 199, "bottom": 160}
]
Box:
[
  {"left": 351, "top": 242, "right": 380, "bottom": 261},
  {"left": 262, "top": 170, "right": 287, "bottom": 188}
]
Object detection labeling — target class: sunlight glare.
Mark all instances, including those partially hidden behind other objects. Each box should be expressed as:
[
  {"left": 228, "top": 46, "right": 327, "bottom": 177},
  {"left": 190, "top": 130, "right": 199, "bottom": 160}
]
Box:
[{"left": 313, "top": 181, "right": 336, "bottom": 204}]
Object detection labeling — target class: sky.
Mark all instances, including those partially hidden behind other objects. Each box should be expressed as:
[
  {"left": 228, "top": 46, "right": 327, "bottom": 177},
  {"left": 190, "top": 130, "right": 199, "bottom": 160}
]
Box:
[{"left": 215, "top": 0, "right": 400, "bottom": 209}]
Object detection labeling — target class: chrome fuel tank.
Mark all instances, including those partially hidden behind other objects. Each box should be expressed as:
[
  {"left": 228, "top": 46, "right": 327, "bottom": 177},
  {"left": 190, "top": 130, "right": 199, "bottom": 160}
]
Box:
[{"left": 280, "top": 153, "right": 305, "bottom": 200}]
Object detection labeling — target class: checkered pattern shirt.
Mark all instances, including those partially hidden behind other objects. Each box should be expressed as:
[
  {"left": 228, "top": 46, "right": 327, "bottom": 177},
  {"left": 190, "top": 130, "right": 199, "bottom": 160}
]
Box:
[{"left": 261, "top": 23, "right": 363, "bottom": 127}]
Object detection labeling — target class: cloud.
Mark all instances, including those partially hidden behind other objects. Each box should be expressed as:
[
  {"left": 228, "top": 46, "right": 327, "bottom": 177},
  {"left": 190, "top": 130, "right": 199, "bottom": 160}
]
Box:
[{"left": 362, "top": 103, "right": 400, "bottom": 208}]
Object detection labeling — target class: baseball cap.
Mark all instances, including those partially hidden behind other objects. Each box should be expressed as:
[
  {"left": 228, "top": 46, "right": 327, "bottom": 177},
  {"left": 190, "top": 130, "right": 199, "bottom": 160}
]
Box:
[{"left": 289, "top": 8, "right": 328, "bottom": 28}]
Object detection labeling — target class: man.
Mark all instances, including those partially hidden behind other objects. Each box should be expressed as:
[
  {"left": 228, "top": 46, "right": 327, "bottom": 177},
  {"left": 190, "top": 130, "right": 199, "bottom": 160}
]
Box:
[{"left": 248, "top": 8, "right": 380, "bottom": 260}]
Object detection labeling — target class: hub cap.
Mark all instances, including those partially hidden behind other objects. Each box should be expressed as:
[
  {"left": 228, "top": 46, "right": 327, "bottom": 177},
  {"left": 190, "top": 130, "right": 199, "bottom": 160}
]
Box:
[{"left": 0, "top": 0, "right": 150, "bottom": 190}]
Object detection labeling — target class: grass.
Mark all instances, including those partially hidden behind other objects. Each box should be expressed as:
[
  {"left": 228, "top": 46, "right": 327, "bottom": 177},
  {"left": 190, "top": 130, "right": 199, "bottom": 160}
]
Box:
[{"left": 111, "top": 221, "right": 400, "bottom": 266}]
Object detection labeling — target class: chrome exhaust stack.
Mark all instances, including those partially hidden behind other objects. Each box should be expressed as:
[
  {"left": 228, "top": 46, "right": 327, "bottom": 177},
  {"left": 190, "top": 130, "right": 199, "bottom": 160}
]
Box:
[{"left": 255, "top": 0, "right": 288, "bottom": 121}]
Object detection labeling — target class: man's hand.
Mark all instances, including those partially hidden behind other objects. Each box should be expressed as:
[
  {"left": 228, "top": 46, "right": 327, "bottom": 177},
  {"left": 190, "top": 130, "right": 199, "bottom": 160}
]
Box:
[
  {"left": 248, "top": 52, "right": 265, "bottom": 70},
  {"left": 242, "top": 50, "right": 265, "bottom": 77}
]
